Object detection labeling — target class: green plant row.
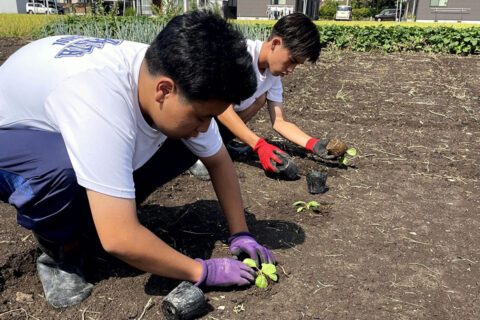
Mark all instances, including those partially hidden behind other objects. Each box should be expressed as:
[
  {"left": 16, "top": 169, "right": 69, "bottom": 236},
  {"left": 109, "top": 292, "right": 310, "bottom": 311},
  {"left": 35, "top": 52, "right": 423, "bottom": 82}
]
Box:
[
  {"left": 36, "top": 15, "right": 168, "bottom": 44},
  {"left": 36, "top": 15, "right": 273, "bottom": 43},
  {"left": 317, "top": 24, "right": 480, "bottom": 54},
  {"left": 37, "top": 16, "right": 480, "bottom": 55}
]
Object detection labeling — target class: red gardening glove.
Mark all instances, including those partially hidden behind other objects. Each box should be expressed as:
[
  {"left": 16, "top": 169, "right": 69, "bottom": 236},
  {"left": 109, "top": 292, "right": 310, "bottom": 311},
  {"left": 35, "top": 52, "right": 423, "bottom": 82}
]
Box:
[
  {"left": 305, "top": 138, "right": 335, "bottom": 160},
  {"left": 253, "top": 138, "right": 286, "bottom": 173}
]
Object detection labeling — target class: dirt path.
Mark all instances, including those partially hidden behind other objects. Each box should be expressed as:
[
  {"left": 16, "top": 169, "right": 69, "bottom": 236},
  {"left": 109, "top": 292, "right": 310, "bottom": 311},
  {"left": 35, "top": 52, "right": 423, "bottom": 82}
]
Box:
[{"left": 1, "top": 38, "right": 479, "bottom": 319}]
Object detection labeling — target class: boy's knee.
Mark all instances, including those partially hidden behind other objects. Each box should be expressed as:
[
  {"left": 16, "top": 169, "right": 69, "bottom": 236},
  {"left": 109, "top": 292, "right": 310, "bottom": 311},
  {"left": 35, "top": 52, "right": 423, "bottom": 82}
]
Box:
[
  {"left": 52, "top": 167, "right": 79, "bottom": 197},
  {"left": 238, "top": 93, "right": 268, "bottom": 123},
  {"left": 37, "top": 140, "right": 78, "bottom": 199}
]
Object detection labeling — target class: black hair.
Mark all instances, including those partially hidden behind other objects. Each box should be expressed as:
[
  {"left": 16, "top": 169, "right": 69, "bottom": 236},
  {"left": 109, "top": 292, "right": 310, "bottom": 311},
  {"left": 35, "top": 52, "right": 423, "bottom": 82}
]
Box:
[
  {"left": 268, "top": 13, "right": 320, "bottom": 63},
  {"left": 145, "top": 10, "right": 256, "bottom": 105}
]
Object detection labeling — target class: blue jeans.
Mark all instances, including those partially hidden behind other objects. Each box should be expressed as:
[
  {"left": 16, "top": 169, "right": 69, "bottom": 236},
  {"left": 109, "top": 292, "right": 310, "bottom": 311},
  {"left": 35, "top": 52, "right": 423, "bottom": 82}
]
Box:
[{"left": 0, "top": 129, "right": 197, "bottom": 244}]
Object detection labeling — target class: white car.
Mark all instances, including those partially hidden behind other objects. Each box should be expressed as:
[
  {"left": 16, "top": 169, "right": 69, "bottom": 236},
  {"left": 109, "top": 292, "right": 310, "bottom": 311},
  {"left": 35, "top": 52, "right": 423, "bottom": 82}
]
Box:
[
  {"left": 335, "top": 5, "right": 352, "bottom": 21},
  {"left": 26, "top": 2, "right": 57, "bottom": 14}
]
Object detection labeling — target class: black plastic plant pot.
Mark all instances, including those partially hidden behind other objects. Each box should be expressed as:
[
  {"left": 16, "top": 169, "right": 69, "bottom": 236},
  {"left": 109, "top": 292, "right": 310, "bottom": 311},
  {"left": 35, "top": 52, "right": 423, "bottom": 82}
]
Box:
[
  {"left": 306, "top": 171, "right": 328, "bottom": 194},
  {"left": 161, "top": 281, "right": 206, "bottom": 320},
  {"left": 275, "top": 154, "right": 299, "bottom": 180}
]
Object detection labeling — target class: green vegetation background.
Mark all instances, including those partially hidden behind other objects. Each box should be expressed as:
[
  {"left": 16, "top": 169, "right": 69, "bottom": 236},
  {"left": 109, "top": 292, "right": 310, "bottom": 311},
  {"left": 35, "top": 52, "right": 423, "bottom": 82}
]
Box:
[{"left": 0, "top": 13, "right": 478, "bottom": 55}]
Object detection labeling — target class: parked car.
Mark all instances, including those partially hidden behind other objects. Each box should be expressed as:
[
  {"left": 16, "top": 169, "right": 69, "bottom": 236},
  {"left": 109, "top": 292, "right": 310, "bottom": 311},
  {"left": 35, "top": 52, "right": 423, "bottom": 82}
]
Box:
[
  {"left": 335, "top": 5, "right": 352, "bottom": 21},
  {"left": 26, "top": 2, "right": 57, "bottom": 14},
  {"left": 374, "top": 8, "right": 400, "bottom": 21}
]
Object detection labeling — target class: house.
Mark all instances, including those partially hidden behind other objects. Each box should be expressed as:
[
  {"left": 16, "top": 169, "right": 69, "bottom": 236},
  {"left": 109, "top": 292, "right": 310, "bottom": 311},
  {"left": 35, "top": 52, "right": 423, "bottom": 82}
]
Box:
[
  {"left": 236, "top": 0, "right": 320, "bottom": 20},
  {"left": 133, "top": 0, "right": 222, "bottom": 16},
  {"left": 1, "top": 0, "right": 321, "bottom": 19},
  {"left": 0, "top": 0, "right": 30, "bottom": 13},
  {"left": 414, "top": 0, "right": 480, "bottom": 23},
  {"left": 131, "top": 0, "right": 319, "bottom": 19},
  {"left": 0, "top": 0, "right": 129, "bottom": 14}
]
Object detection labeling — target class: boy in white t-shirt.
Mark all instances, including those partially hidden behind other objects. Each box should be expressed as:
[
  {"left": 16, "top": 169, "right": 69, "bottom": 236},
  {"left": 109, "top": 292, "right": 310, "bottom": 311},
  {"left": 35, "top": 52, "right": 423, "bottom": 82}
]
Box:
[
  {"left": 0, "top": 11, "right": 275, "bottom": 308},
  {"left": 191, "top": 13, "right": 345, "bottom": 178}
]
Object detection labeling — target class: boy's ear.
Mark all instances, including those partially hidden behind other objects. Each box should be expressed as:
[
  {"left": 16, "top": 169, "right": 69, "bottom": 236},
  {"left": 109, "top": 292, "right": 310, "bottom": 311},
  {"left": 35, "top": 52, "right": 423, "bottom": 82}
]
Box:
[
  {"left": 270, "top": 37, "right": 283, "bottom": 50},
  {"left": 154, "top": 77, "right": 175, "bottom": 103}
]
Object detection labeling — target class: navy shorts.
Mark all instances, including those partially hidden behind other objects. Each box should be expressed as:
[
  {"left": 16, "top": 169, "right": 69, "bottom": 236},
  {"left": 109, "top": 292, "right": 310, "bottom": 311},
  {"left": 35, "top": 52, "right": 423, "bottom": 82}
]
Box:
[{"left": 0, "top": 129, "right": 197, "bottom": 244}]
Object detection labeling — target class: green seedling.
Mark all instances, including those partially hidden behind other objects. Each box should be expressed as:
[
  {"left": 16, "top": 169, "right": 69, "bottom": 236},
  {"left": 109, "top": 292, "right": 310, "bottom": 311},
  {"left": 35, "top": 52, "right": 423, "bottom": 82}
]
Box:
[
  {"left": 243, "top": 258, "right": 278, "bottom": 289},
  {"left": 338, "top": 148, "right": 357, "bottom": 165},
  {"left": 292, "top": 200, "right": 320, "bottom": 213}
]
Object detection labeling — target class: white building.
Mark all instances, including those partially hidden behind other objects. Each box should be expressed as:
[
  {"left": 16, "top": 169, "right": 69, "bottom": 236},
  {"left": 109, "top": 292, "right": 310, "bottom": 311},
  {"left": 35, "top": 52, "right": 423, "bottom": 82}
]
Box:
[
  {"left": 0, "top": 0, "right": 64, "bottom": 14},
  {"left": 0, "top": 0, "right": 29, "bottom": 13}
]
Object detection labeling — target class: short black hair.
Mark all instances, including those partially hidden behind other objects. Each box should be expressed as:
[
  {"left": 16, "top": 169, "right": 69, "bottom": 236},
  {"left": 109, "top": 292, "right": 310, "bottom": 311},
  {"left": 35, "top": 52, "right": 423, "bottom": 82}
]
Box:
[
  {"left": 268, "top": 13, "right": 320, "bottom": 63},
  {"left": 145, "top": 10, "right": 256, "bottom": 105}
]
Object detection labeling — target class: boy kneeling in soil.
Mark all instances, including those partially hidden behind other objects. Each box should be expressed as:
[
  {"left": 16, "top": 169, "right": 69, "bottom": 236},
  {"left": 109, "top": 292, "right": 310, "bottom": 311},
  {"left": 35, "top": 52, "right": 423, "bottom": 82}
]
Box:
[
  {"left": 0, "top": 11, "right": 274, "bottom": 308},
  {"left": 190, "top": 13, "right": 346, "bottom": 179}
]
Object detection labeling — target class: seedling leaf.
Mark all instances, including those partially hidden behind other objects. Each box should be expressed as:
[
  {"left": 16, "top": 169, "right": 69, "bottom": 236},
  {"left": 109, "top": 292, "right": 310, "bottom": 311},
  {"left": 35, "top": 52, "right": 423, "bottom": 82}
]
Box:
[
  {"left": 255, "top": 274, "right": 268, "bottom": 288},
  {"left": 339, "top": 156, "right": 348, "bottom": 165},
  {"left": 267, "top": 273, "right": 278, "bottom": 282},
  {"left": 292, "top": 201, "right": 306, "bottom": 206},
  {"left": 346, "top": 148, "right": 357, "bottom": 156},
  {"left": 306, "top": 201, "right": 320, "bottom": 210},
  {"left": 297, "top": 207, "right": 304, "bottom": 213},
  {"left": 243, "top": 258, "right": 257, "bottom": 268},
  {"left": 261, "top": 263, "right": 276, "bottom": 275}
]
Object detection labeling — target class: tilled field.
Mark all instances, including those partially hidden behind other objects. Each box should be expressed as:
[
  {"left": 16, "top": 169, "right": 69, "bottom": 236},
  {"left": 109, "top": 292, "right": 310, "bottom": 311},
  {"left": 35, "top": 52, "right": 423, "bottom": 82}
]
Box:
[{"left": 1, "top": 38, "right": 479, "bottom": 319}]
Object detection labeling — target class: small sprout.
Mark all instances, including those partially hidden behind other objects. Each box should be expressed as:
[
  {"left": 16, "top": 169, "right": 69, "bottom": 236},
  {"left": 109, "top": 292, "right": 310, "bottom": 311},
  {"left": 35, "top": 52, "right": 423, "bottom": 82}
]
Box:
[
  {"left": 338, "top": 148, "right": 357, "bottom": 165},
  {"left": 293, "top": 201, "right": 306, "bottom": 212},
  {"left": 306, "top": 201, "right": 320, "bottom": 211},
  {"left": 293, "top": 201, "right": 320, "bottom": 213},
  {"left": 243, "top": 259, "right": 278, "bottom": 289},
  {"left": 233, "top": 304, "right": 245, "bottom": 313}
]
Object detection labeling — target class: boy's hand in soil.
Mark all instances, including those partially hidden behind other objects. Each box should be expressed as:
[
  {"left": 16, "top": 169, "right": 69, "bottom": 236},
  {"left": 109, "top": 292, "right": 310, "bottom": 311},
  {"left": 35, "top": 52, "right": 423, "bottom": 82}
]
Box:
[
  {"left": 253, "top": 138, "right": 287, "bottom": 173},
  {"left": 305, "top": 138, "right": 335, "bottom": 160},
  {"left": 194, "top": 258, "right": 255, "bottom": 287},
  {"left": 228, "top": 231, "right": 276, "bottom": 266}
]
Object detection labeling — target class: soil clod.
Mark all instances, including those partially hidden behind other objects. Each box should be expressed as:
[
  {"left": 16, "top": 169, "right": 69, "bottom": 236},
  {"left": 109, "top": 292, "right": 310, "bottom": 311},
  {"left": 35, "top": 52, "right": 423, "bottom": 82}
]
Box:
[{"left": 326, "top": 139, "right": 347, "bottom": 157}]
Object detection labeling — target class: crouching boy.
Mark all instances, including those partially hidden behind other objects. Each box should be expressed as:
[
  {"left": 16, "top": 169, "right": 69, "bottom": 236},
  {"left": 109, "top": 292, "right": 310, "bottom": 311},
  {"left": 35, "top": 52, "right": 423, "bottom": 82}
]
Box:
[
  {"left": 0, "top": 11, "right": 274, "bottom": 308},
  {"left": 191, "top": 13, "right": 346, "bottom": 178}
]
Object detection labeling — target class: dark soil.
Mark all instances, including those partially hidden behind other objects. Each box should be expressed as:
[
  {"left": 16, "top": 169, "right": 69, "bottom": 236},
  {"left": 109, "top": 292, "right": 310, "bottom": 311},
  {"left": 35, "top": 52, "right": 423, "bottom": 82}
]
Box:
[{"left": 1, "top": 38, "right": 479, "bottom": 320}]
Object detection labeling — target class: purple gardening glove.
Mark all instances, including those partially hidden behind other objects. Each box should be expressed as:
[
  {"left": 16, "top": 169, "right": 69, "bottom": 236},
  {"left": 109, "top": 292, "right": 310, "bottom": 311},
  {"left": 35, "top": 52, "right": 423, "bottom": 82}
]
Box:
[
  {"left": 228, "top": 232, "right": 276, "bottom": 266},
  {"left": 194, "top": 258, "right": 255, "bottom": 287}
]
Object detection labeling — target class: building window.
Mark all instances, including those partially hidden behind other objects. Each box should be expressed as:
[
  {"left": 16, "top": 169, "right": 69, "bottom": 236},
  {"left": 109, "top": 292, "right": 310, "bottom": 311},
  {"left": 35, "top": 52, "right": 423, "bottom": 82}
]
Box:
[
  {"left": 272, "top": 0, "right": 286, "bottom": 5},
  {"left": 430, "top": 0, "right": 448, "bottom": 6}
]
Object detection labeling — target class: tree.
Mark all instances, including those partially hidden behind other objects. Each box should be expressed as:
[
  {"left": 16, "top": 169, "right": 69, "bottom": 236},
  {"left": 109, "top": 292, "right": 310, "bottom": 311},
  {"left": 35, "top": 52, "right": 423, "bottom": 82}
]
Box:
[
  {"left": 319, "top": 0, "right": 338, "bottom": 18},
  {"left": 368, "top": 0, "right": 396, "bottom": 10}
]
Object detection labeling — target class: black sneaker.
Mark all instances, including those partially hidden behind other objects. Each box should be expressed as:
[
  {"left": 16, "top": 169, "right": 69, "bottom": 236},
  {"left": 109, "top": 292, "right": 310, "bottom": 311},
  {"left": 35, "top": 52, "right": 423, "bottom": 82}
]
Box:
[
  {"left": 226, "top": 142, "right": 252, "bottom": 160},
  {"left": 36, "top": 252, "right": 93, "bottom": 308}
]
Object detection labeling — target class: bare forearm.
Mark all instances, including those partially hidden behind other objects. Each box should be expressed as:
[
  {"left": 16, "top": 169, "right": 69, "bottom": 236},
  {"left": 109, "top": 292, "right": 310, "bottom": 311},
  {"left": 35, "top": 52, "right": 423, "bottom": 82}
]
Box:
[
  {"left": 217, "top": 107, "right": 260, "bottom": 148},
  {"left": 87, "top": 190, "right": 203, "bottom": 283},
  {"left": 273, "top": 119, "right": 312, "bottom": 147}
]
